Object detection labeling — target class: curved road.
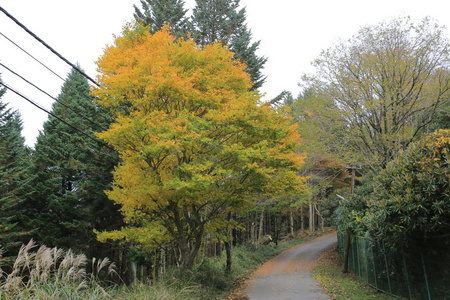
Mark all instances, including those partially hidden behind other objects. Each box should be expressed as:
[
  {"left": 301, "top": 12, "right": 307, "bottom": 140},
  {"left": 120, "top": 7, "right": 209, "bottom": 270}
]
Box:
[{"left": 231, "top": 232, "right": 337, "bottom": 300}]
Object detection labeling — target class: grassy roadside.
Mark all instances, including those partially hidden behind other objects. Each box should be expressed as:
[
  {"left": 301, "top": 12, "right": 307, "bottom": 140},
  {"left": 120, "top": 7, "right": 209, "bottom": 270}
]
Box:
[{"left": 313, "top": 247, "right": 398, "bottom": 300}]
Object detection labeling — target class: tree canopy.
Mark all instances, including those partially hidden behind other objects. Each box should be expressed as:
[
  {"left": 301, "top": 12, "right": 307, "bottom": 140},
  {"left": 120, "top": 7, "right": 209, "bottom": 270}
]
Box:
[
  {"left": 302, "top": 17, "right": 450, "bottom": 169},
  {"left": 93, "top": 24, "right": 305, "bottom": 270}
]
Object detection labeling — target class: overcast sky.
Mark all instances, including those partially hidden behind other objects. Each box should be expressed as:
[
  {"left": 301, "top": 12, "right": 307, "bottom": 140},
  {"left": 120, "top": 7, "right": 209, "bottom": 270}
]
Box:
[{"left": 1, "top": 0, "right": 449, "bottom": 146}]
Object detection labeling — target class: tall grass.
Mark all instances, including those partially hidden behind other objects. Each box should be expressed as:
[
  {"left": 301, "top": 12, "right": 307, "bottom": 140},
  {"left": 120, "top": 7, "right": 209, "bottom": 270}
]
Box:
[{"left": 0, "top": 240, "right": 116, "bottom": 300}]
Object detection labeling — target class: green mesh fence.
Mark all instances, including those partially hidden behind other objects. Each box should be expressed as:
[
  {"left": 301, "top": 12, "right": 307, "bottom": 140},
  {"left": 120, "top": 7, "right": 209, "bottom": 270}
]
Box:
[{"left": 337, "top": 232, "right": 450, "bottom": 300}]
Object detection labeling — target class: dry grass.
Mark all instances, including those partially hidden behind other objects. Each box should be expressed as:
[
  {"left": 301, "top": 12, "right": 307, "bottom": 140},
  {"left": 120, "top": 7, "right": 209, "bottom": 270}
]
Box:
[{"left": 0, "top": 239, "right": 116, "bottom": 300}]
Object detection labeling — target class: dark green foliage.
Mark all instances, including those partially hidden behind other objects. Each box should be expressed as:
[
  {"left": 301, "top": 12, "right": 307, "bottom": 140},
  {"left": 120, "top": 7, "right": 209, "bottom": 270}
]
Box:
[
  {"left": 338, "top": 131, "right": 450, "bottom": 247},
  {"left": 133, "top": 0, "right": 189, "bottom": 38},
  {"left": 191, "top": 0, "right": 241, "bottom": 46},
  {"left": 191, "top": 0, "right": 267, "bottom": 90},
  {"left": 367, "top": 130, "right": 450, "bottom": 248},
  {"left": 429, "top": 99, "right": 450, "bottom": 131},
  {"left": 0, "top": 89, "right": 30, "bottom": 255},
  {"left": 335, "top": 172, "right": 376, "bottom": 236},
  {"left": 25, "top": 68, "right": 122, "bottom": 254}
]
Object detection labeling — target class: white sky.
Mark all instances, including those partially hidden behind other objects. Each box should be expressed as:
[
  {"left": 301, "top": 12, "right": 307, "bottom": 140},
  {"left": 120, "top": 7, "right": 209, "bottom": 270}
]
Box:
[{"left": 1, "top": 0, "right": 449, "bottom": 146}]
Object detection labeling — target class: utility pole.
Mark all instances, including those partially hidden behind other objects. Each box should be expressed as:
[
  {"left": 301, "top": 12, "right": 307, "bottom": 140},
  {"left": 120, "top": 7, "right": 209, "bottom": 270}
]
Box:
[
  {"left": 342, "top": 166, "right": 356, "bottom": 273},
  {"left": 346, "top": 166, "right": 356, "bottom": 195}
]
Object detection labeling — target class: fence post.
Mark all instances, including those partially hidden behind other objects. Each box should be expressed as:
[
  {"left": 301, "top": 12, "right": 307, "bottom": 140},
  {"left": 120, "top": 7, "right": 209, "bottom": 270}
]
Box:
[
  {"left": 365, "top": 238, "right": 369, "bottom": 283},
  {"left": 372, "top": 241, "right": 378, "bottom": 290},
  {"left": 420, "top": 250, "right": 432, "bottom": 300},
  {"left": 402, "top": 250, "right": 412, "bottom": 300},
  {"left": 356, "top": 237, "right": 361, "bottom": 277},
  {"left": 352, "top": 238, "right": 356, "bottom": 271},
  {"left": 382, "top": 241, "right": 392, "bottom": 295},
  {"left": 342, "top": 231, "right": 351, "bottom": 273}
]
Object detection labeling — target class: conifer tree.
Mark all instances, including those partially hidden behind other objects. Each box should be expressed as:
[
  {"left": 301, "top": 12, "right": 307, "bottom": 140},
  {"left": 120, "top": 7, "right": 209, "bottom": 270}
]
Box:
[
  {"left": 191, "top": 0, "right": 267, "bottom": 90},
  {"left": 133, "top": 0, "right": 189, "bottom": 38},
  {"left": 27, "top": 68, "right": 122, "bottom": 254},
  {"left": 0, "top": 81, "right": 30, "bottom": 256}
]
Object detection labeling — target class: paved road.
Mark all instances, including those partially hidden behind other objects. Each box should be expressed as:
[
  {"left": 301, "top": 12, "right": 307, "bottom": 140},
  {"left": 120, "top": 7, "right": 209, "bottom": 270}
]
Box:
[{"left": 232, "top": 233, "right": 337, "bottom": 300}]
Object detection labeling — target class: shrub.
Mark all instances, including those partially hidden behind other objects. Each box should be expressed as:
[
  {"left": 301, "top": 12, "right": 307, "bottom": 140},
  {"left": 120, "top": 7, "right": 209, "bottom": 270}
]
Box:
[{"left": 367, "top": 130, "right": 450, "bottom": 248}]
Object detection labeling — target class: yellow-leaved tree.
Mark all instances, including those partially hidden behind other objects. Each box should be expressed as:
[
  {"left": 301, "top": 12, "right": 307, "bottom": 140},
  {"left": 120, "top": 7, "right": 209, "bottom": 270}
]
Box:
[{"left": 93, "top": 24, "right": 306, "bottom": 270}]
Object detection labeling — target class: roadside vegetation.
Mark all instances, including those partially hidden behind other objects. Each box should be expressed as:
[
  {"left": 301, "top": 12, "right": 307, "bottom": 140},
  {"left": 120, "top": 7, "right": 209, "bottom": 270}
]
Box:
[
  {"left": 314, "top": 247, "right": 398, "bottom": 300},
  {"left": 1, "top": 231, "right": 331, "bottom": 299}
]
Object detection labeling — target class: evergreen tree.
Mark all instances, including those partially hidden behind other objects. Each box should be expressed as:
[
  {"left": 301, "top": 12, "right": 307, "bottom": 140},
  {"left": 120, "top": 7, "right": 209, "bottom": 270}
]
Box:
[
  {"left": 26, "top": 68, "right": 122, "bottom": 255},
  {"left": 133, "top": 0, "right": 189, "bottom": 38},
  {"left": 191, "top": 0, "right": 267, "bottom": 90},
  {"left": 429, "top": 100, "right": 450, "bottom": 131},
  {"left": 0, "top": 81, "right": 30, "bottom": 256}
]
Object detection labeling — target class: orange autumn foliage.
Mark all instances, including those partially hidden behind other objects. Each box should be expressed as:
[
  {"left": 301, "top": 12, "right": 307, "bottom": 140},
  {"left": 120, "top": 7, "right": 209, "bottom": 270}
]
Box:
[{"left": 92, "top": 24, "right": 306, "bottom": 270}]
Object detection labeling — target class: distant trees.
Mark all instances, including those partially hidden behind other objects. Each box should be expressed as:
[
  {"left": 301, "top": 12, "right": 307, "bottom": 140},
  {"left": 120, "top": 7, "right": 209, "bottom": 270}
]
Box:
[
  {"left": 302, "top": 17, "right": 450, "bottom": 169},
  {"left": 286, "top": 90, "right": 349, "bottom": 232},
  {"left": 134, "top": 0, "right": 267, "bottom": 90},
  {"left": 93, "top": 25, "right": 305, "bottom": 270}
]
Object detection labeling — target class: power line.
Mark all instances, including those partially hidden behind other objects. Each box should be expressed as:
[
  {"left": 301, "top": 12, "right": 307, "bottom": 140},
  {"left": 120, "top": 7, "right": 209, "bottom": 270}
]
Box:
[
  {"left": 0, "top": 31, "right": 65, "bottom": 81},
  {"left": 0, "top": 62, "right": 107, "bottom": 132},
  {"left": 2, "top": 81, "right": 118, "bottom": 159},
  {"left": 0, "top": 81, "right": 102, "bottom": 145},
  {"left": 0, "top": 5, "right": 100, "bottom": 87}
]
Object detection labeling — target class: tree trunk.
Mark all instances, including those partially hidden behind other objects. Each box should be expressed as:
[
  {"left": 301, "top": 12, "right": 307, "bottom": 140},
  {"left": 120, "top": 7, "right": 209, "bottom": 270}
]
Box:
[
  {"left": 273, "top": 215, "right": 279, "bottom": 245},
  {"left": 225, "top": 239, "right": 232, "bottom": 275},
  {"left": 152, "top": 251, "right": 157, "bottom": 283},
  {"left": 314, "top": 204, "right": 324, "bottom": 232},
  {"left": 258, "top": 209, "right": 264, "bottom": 243},
  {"left": 289, "top": 211, "right": 294, "bottom": 236},
  {"left": 160, "top": 246, "right": 166, "bottom": 277},
  {"left": 250, "top": 221, "right": 255, "bottom": 245},
  {"left": 184, "top": 233, "right": 203, "bottom": 271},
  {"left": 225, "top": 213, "right": 232, "bottom": 275},
  {"left": 177, "top": 222, "right": 205, "bottom": 271},
  {"left": 139, "top": 265, "right": 144, "bottom": 281},
  {"left": 300, "top": 206, "right": 305, "bottom": 231},
  {"left": 130, "top": 261, "right": 137, "bottom": 285},
  {"left": 309, "top": 203, "right": 315, "bottom": 232}
]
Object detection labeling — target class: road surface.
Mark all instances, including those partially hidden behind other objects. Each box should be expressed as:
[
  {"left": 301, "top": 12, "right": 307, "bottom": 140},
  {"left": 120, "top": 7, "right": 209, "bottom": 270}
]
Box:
[{"left": 230, "top": 232, "right": 337, "bottom": 300}]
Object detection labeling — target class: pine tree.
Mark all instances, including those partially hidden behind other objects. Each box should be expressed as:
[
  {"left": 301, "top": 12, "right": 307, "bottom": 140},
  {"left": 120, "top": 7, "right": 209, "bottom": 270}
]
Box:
[
  {"left": 26, "top": 68, "right": 122, "bottom": 255},
  {"left": 133, "top": 0, "right": 189, "bottom": 38},
  {"left": 191, "top": 0, "right": 267, "bottom": 90},
  {"left": 0, "top": 82, "right": 30, "bottom": 256}
]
